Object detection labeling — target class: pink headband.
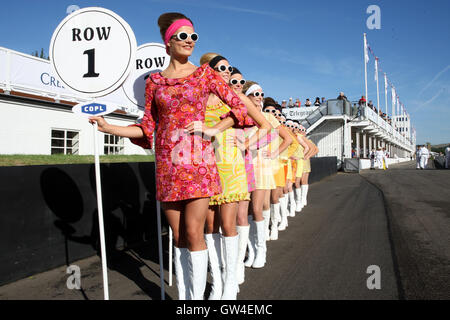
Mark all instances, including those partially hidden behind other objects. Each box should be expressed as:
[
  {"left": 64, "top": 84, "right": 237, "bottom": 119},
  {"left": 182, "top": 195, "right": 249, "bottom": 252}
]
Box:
[{"left": 164, "top": 19, "right": 193, "bottom": 54}]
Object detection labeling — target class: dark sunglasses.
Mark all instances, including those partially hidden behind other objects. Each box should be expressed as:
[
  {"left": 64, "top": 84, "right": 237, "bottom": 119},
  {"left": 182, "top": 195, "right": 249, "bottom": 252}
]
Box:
[
  {"left": 215, "top": 64, "right": 233, "bottom": 73},
  {"left": 171, "top": 32, "right": 199, "bottom": 42},
  {"left": 230, "top": 78, "right": 246, "bottom": 86},
  {"left": 251, "top": 91, "right": 264, "bottom": 98}
]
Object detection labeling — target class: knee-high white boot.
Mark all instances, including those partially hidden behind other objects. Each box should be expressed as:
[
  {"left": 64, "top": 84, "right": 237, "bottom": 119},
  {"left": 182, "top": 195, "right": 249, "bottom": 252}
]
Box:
[
  {"left": 244, "top": 216, "right": 255, "bottom": 267},
  {"left": 295, "top": 187, "right": 303, "bottom": 212},
  {"left": 262, "top": 209, "right": 271, "bottom": 241},
  {"left": 270, "top": 203, "right": 280, "bottom": 240},
  {"left": 278, "top": 196, "right": 288, "bottom": 231},
  {"left": 252, "top": 220, "right": 267, "bottom": 268},
  {"left": 188, "top": 249, "right": 208, "bottom": 300},
  {"left": 288, "top": 191, "right": 296, "bottom": 217},
  {"left": 301, "top": 184, "right": 309, "bottom": 207},
  {"left": 205, "top": 233, "right": 223, "bottom": 300},
  {"left": 221, "top": 235, "right": 239, "bottom": 300},
  {"left": 236, "top": 226, "right": 250, "bottom": 285},
  {"left": 174, "top": 247, "right": 190, "bottom": 300}
]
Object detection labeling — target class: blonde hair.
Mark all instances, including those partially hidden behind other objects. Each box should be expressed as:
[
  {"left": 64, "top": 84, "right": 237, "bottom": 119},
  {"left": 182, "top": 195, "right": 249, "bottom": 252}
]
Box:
[
  {"left": 242, "top": 80, "right": 259, "bottom": 94},
  {"left": 199, "top": 52, "right": 220, "bottom": 66}
]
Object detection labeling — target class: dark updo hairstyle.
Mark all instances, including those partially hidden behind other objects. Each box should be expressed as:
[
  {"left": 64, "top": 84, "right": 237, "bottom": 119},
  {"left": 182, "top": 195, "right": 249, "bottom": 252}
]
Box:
[
  {"left": 157, "top": 12, "right": 193, "bottom": 42},
  {"left": 275, "top": 103, "right": 283, "bottom": 112},
  {"left": 231, "top": 67, "right": 242, "bottom": 76},
  {"left": 263, "top": 97, "right": 277, "bottom": 108}
]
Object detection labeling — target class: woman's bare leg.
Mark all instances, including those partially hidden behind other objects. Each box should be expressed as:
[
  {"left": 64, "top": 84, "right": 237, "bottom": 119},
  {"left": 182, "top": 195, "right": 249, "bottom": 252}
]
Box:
[
  {"left": 237, "top": 200, "right": 250, "bottom": 226},
  {"left": 251, "top": 189, "right": 266, "bottom": 222},
  {"left": 220, "top": 202, "right": 238, "bottom": 237},
  {"left": 183, "top": 198, "right": 210, "bottom": 251},
  {"left": 205, "top": 206, "right": 221, "bottom": 234}
]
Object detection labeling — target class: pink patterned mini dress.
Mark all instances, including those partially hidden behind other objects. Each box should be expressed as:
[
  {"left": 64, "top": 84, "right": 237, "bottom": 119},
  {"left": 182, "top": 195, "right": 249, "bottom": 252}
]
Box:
[{"left": 130, "top": 63, "right": 248, "bottom": 202}]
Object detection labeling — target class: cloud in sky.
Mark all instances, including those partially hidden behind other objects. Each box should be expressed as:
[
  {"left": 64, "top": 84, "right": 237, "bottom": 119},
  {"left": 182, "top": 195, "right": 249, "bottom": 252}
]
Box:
[
  {"left": 417, "top": 64, "right": 450, "bottom": 97},
  {"left": 151, "top": 0, "right": 287, "bottom": 20}
]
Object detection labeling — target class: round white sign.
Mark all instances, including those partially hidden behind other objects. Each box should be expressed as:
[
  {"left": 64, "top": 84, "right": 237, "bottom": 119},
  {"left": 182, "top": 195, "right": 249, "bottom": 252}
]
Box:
[
  {"left": 49, "top": 7, "right": 137, "bottom": 97},
  {"left": 122, "top": 43, "right": 170, "bottom": 110}
]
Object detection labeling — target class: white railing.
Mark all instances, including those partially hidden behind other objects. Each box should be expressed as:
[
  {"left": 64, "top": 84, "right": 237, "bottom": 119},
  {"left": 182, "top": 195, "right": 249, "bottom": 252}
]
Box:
[{"left": 360, "top": 104, "right": 414, "bottom": 151}]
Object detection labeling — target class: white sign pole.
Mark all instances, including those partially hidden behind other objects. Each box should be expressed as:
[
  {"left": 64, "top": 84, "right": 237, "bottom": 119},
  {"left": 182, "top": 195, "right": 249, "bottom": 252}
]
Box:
[
  {"left": 123, "top": 44, "right": 169, "bottom": 298},
  {"left": 93, "top": 121, "right": 109, "bottom": 300},
  {"left": 169, "top": 227, "right": 173, "bottom": 286},
  {"left": 154, "top": 152, "right": 165, "bottom": 299},
  {"left": 50, "top": 7, "right": 137, "bottom": 300}
]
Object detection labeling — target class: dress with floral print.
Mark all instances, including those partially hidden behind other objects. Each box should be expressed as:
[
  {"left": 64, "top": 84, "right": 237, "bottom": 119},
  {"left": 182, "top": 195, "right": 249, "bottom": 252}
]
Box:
[{"left": 130, "top": 63, "right": 248, "bottom": 202}]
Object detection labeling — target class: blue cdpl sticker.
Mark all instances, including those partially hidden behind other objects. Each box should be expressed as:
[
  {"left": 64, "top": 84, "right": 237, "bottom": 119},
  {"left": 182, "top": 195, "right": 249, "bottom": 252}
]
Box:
[{"left": 81, "top": 103, "right": 107, "bottom": 115}]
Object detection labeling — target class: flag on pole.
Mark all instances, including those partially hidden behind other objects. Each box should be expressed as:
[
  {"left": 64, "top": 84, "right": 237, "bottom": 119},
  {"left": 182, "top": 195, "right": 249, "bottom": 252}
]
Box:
[
  {"left": 364, "top": 37, "right": 370, "bottom": 64},
  {"left": 374, "top": 58, "right": 378, "bottom": 82},
  {"left": 397, "top": 96, "right": 400, "bottom": 115},
  {"left": 384, "top": 73, "right": 388, "bottom": 115},
  {"left": 391, "top": 87, "right": 396, "bottom": 118}
]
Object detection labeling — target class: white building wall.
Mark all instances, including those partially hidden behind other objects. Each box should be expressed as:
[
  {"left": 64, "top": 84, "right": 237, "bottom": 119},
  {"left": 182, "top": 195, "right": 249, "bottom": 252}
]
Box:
[
  {"left": 308, "top": 119, "right": 344, "bottom": 160},
  {"left": 0, "top": 98, "right": 147, "bottom": 155}
]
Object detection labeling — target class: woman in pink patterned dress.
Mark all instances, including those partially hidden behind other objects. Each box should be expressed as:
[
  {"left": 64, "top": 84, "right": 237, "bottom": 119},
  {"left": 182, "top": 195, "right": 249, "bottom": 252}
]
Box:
[{"left": 88, "top": 13, "right": 266, "bottom": 301}]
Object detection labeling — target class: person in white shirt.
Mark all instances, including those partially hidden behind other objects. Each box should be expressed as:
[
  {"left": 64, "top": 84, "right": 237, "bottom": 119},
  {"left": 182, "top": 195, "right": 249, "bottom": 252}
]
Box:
[
  {"left": 445, "top": 144, "right": 450, "bottom": 169},
  {"left": 382, "top": 147, "right": 389, "bottom": 169},
  {"left": 416, "top": 146, "right": 421, "bottom": 169},
  {"left": 375, "top": 148, "right": 384, "bottom": 169},
  {"left": 419, "top": 145, "right": 430, "bottom": 169}
]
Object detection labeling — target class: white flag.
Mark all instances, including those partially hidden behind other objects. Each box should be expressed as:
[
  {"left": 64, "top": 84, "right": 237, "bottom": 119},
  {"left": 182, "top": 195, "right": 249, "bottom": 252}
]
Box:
[
  {"left": 374, "top": 58, "right": 378, "bottom": 82},
  {"left": 384, "top": 73, "right": 388, "bottom": 115},
  {"left": 391, "top": 87, "right": 396, "bottom": 118},
  {"left": 364, "top": 37, "right": 369, "bottom": 64}
]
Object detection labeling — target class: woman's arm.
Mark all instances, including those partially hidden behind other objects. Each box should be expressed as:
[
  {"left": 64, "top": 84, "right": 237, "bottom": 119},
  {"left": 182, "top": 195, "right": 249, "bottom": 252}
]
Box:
[
  {"left": 304, "top": 139, "right": 317, "bottom": 159},
  {"left": 297, "top": 135, "right": 310, "bottom": 156},
  {"left": 267, "top": 125, "right": 292, "bottom": 160},
  {"left": 89, "top": 116, "right": 144, "bottom": 138}
]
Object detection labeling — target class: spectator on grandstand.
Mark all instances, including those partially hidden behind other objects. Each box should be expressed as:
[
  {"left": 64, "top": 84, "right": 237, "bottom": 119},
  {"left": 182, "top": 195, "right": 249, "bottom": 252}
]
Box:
[
  {"left": 305, "top": 99, "right": 312, "bottom": 106},
  {"left": 281, "top": 100, "right": 287, "bottom": 108},
  {"left": 358, "top": 96, "right": 366, "bottom": 106},
  {"left": 295, "top": 98, "right": 301, "bottom": 107},
  {"left": 337, "top": 92, "right": 348, "bottom": 100},
  {"left": 314, "top": 97, "right": 321, "bottom": 106},
  {"left": 288, "top": 97, "right": 294, "bottom": 107},
  {"left": 321, "top": 97, "right": 326, "bottom": 104}
]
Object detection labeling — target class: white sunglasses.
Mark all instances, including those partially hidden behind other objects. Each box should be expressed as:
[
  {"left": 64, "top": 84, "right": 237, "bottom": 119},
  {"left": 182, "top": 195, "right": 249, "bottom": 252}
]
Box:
[{"left": 172, "top": 32, "right": 199, "bottom": 42}]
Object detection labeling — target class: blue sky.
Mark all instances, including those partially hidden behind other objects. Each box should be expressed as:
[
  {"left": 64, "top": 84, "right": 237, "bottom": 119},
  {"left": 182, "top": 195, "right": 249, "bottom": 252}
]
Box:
[{"left": 1, "top": 0, "right": 449, "bottom": 144}]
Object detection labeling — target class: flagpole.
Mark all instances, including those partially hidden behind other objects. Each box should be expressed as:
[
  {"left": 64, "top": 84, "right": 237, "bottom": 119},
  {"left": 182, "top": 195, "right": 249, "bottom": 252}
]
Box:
[
  {"left": 384, "top": 73, "right": 388, "bottom": 122},
  {"left": 375, "top": 58, "right": 380, "bottom": 127},
  {"left": 364, "top": 33, "right": 369, "bottom": 111}
]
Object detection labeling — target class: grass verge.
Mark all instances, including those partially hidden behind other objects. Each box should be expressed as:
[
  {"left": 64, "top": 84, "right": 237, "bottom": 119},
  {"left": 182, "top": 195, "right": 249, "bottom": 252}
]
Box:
[{"left": 0, "top": 154, "right": 155, "bottom": 167}]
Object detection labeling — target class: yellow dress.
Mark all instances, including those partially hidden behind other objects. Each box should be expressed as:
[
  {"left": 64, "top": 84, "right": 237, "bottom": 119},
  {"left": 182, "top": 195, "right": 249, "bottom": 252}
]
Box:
[
  {"left": 302, "top": 137, "right": 314, "bottom": 173},
  {"left": 252, "top": 113, "right": 278, "bottom": 190},
  {"left": 205, "top": 100, "right": 250, "bottom": 205},
  {"left": 296, "top": 133, "right": 305, "bottom": 178},
  {"left": 275, "top": 126, "right": 299, "bottom": 186}
]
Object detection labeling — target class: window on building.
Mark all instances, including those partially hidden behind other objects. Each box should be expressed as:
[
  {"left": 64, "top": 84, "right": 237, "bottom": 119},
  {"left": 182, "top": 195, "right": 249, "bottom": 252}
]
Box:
[
  {"left": 51, "top": 129, "right": 79, "bottom": 155},
  {"left": 104, "top": 134, "right": 124, "bottom": 155}
]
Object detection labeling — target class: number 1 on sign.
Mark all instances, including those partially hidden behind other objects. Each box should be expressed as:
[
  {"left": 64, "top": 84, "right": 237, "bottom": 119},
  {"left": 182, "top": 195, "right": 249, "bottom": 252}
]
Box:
[{"left": 83, "top": 49, "right": 100, "bottom": 78}]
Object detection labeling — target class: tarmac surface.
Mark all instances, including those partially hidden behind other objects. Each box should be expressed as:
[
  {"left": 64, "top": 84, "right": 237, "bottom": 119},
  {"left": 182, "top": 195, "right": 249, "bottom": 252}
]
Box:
[{"left": 0, "top": 161, "right": 448, "bottom": 300}]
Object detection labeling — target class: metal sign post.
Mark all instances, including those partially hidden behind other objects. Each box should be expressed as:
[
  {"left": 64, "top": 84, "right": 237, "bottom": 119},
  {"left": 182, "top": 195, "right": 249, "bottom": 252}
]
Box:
[{"left": 50, "top": 7, "right": 137, "bottom": 300}]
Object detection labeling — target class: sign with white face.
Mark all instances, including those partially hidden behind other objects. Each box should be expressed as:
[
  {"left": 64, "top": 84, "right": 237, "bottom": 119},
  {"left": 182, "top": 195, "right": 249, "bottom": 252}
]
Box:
[
  {"left": 122, "top": 43, "right": 170, "bottom": 110},
  {"left": 49, "top": 7, "right": 137, "bottom": 97},
  {"left": 72, "top": 101, "right": 118, "bottom": 117},
  {"left": 282, "top": 107, "right": 319, "bottom": 121}
]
